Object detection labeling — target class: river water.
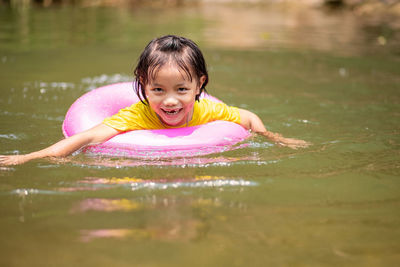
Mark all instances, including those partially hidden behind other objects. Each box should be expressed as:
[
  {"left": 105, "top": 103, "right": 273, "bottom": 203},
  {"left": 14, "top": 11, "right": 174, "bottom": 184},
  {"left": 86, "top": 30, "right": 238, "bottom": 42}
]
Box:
[{"left": 0, "top": 3, "right": 399, "bottom": 267}]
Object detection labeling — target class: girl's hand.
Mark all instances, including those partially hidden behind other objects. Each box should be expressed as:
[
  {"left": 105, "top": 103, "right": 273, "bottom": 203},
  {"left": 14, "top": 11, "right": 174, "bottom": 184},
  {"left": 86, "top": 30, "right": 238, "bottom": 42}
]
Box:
[
  {"left": 272, "top": 136, "right": 311, "bottom": 149},
  {"left": 261, "top": 131, "right": 311, "bottom": 149},
  {"left": 0, "top": 154, "right": 31, "bottom": 166},
  {"left": 238, "top": 109, "right": 311, "bottom": 149}
]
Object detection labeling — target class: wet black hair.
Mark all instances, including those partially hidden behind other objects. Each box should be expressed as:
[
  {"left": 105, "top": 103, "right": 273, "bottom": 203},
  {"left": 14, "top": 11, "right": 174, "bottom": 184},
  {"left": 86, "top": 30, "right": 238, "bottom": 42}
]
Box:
[{"left": 133, "top": 35, "right": 209, "bottom": 104}]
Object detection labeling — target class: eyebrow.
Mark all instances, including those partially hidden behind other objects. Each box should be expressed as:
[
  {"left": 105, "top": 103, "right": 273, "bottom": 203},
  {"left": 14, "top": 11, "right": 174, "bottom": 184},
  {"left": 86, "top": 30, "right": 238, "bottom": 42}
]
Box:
[{"left": 152, "top": 82, "right": 187, "bottom": 87}]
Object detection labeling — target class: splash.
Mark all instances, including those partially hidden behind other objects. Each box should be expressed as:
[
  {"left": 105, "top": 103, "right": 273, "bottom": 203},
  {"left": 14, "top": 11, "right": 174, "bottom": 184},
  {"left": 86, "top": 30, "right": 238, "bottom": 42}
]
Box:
[
  {"left": 80, "top": 175, "right": 258, "bottom": 191},
  {"left": 65, "top": 154, "right": 264, "bottom": 168}
]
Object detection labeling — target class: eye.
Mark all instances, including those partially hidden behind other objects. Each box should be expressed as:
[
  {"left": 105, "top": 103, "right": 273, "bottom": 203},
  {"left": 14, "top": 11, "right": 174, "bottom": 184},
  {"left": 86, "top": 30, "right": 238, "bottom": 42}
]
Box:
[
  {"left": 151, "top": 87, "right": 163, "bottom": 93},
  {"left": 177, "top": 87, "right": 188, "bottom": 93}
]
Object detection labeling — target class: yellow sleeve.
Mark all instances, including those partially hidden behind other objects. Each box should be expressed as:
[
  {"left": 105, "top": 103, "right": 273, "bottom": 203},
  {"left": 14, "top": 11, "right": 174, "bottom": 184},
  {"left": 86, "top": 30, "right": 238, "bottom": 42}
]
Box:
[
  {"left": 195, "top": 99, "right": 241, "bottom": 125},
  {"left": 103, "top": 102, "right": 155, "bottom": 131}
]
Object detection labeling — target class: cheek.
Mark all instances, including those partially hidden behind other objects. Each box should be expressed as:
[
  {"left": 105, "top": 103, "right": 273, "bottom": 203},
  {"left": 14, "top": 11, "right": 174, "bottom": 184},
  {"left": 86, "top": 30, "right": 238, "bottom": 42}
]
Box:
[
  {"left": 184, "top": 99, "right": 196, "bottom": 110},
  {"left": 148, "top": 101, "right": 161, "bottom": 115},
  {"left": 147, "top": 98, "right": 159, "bottom": 109},
  {"left": 145, "top": 94, "right": 159, "bottom": 110},
  {"left": 144, "top": 90, "right": 158, "bottom": 104}
]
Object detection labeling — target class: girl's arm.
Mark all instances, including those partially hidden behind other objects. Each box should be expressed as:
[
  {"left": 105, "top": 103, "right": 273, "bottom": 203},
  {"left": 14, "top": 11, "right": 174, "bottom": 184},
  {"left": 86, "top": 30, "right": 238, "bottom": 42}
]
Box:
[
  {"left": 0, "top": 124, "right": 120, "bottom": 166},
  {"left": 238, "top": 109, "right": 310, "bottom": 149}
]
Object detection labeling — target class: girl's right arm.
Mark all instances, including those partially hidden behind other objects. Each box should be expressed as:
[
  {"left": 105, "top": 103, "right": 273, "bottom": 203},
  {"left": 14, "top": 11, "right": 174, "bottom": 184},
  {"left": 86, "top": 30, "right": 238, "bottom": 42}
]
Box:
[{"left": 0, "top": 124, "right": 120, "bottom": 166}]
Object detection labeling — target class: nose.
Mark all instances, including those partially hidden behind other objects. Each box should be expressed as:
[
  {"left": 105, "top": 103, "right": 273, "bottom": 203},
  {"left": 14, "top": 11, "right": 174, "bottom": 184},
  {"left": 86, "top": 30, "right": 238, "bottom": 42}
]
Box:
[{"left": 163, "top": 95, "right": 179, "bottom": 106}]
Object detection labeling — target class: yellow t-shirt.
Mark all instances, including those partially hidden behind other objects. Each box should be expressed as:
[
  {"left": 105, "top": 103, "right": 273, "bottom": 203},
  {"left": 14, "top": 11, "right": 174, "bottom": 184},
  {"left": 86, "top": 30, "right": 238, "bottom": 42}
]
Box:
[{"left": 103, "top": 98, "right": 241, "bottom": 131}]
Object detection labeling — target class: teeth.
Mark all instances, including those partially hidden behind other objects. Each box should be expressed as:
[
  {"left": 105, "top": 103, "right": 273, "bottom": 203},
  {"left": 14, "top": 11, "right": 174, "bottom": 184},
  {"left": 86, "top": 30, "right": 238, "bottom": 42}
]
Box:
[{"left": 164, "top": 109, "right": 180, "bottom": 115}]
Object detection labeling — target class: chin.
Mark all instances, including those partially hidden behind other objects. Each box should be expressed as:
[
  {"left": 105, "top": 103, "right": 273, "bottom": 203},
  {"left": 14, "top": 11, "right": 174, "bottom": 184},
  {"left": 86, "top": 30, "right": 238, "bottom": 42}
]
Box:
[
  {"left": 159, "top": 112, "right": 188, "bottom": 127},
  {"left": 163, "top": 120, "right": 185, "bottom": 127}
]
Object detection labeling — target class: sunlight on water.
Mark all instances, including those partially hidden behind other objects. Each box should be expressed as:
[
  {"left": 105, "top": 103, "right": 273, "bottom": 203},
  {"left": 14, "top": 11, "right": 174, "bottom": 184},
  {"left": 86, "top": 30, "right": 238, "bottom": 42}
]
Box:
[
  {"left": 6, "top": 188, "right": 68, "bottom": 196},
  {"left": 5, "top": 175, "right": 257, "bottom": 196},
  {"left": 60, "top": 175, "right": 258, "bottom": 191}
]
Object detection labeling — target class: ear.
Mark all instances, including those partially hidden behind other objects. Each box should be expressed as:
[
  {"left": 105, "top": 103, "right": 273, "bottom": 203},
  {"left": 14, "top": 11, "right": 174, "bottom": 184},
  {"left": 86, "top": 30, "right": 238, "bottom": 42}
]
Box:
[{"left": 198, "top": 75, "right": 207, "bottom": 92}]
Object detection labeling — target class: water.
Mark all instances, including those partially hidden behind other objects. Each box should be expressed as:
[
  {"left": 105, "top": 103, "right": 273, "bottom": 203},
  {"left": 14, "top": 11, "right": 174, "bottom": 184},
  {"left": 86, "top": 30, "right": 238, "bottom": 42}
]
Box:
[{"left": 1, "top": 3, "right": 400, "bottom": 266}]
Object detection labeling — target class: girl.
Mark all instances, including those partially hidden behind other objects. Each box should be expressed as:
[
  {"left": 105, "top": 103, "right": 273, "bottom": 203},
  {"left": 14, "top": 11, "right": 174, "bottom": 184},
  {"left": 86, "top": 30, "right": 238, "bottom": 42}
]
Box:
[{"left": 0, "top": 35, "right": 309, "bottom": 166}]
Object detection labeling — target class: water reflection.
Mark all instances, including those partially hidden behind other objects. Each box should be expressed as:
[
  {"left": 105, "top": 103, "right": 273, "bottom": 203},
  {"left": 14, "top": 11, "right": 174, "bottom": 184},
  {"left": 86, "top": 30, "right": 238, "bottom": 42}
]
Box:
[
  {"left": 79, "top": 221, "right": 203, "bottom": 242},
  {"left": 80, "top": 229, "right": 138, "bottom": 242},
  {"left": 77, "top": 194, "right": 247, "bottom": 243},
  {"left": 71, "top": 198, "right": 141, "bottom": 213}
]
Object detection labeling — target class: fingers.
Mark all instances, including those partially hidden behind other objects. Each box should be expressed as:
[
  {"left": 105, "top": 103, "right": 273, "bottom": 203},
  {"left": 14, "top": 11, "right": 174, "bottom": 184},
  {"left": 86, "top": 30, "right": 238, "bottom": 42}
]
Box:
[
  {"left": 0, "top": 155, "right": 15, "bottom": 166},
  {"left": 0, "top": 155, "right": 25, "bottom": 166},
  {"left": 292, "top": 141, "right": 311, "bottom": 149},
  {"left": 0, "top": 156, "right": 10, "bottom": 166},
  {"left": 279, "top": 139, "right": 311, "bottom": 149}
]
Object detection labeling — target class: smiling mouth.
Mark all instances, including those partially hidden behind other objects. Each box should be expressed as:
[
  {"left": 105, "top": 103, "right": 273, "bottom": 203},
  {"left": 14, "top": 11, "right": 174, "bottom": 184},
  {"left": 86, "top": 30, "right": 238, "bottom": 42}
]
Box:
[{"left": 162, "top": 108, "right": 182, "bottom": 115}]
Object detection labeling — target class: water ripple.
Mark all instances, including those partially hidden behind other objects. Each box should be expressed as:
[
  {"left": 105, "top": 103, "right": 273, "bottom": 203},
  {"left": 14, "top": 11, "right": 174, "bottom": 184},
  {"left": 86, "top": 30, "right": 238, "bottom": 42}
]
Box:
[
  {"left": 81, "top": 74, "right": 132, "bottom": 91},
  {"left": 0, "top": 133, "right": 21, "bottom": 140},
  {"left": 6, "top": 188, "right": 68, "bottom": 196},
  {"left": 56, "top": 176, "right": 259, "bottom": 192},
  {"left": 128, "top": 179, "right": 258, "bottom": 191}
]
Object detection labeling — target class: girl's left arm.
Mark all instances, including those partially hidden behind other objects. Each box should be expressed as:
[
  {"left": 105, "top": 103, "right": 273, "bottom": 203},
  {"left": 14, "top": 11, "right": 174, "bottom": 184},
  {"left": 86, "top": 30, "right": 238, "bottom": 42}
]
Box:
[{"left": 238, "top": 109, "right": 310, "bottom": 149}]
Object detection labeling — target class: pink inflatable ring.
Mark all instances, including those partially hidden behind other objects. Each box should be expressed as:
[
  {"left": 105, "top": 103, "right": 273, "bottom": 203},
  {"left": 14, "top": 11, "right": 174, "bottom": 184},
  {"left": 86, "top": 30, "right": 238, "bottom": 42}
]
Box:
[{"left": 62, "top": 82, "right": 250, "bottom": 158}]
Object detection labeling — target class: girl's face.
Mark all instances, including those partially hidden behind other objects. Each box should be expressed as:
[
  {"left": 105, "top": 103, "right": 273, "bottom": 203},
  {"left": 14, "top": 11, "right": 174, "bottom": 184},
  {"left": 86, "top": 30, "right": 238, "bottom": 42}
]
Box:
[{"left": 144, "top": 64, "right": 206, "bottom": 127}]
